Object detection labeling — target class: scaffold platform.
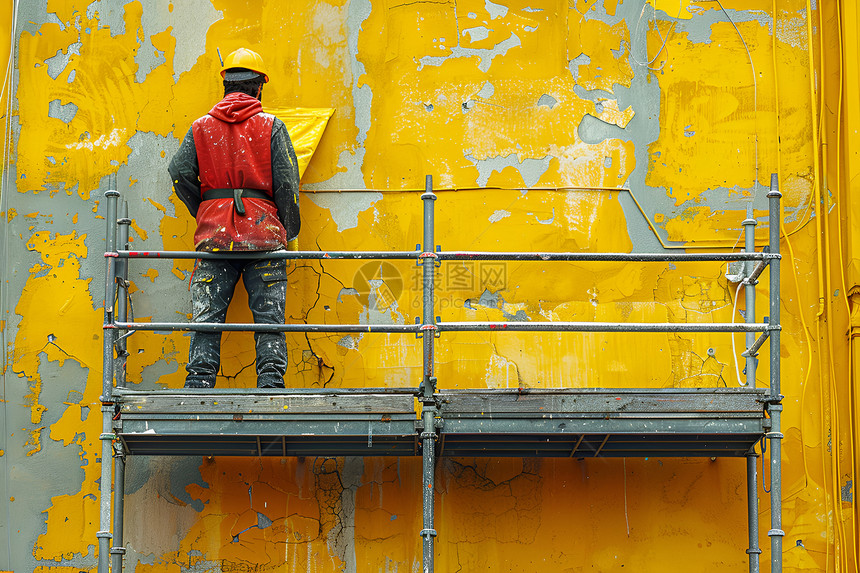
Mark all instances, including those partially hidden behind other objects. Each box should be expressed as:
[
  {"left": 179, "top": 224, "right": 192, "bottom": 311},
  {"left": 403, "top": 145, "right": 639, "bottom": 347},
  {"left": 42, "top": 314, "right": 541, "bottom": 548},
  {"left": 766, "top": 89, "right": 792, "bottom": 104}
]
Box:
[{"left": 115, "top": 387, "right": 768, "bottom": 459}]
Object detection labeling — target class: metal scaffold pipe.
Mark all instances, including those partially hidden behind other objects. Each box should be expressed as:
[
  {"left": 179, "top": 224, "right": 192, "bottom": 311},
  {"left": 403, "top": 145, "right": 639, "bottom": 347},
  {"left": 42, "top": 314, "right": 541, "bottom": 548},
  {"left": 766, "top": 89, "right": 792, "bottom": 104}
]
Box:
[
  {"left": 113, "top": 250, "right": 775, "bottom": 262},
  {"left": 743, "top": 211, "right": 757, "bottom": 388},
  {"left": 116, "top": 208, "right": 131, "bottom": 390},
  {"left": 436, "top": 322, "right": 769, "bottom": 333},
  {"left": 98, "top": 190, "right": 119, "bottom": 573},
  {"left": 111, "top": 441, "right": 126, "bottom": 573},
  {"left": 421, "top": 405, "right": 437, "bottom": 573},
  {"left": 420, "top": 175, "right": 438, "bottom": 573},
  {"left": 743, "top": 198, "right": 760, "bottom": 573},
  {"left": 421, "top": 175, "right": 437, "bottom": 395},
  {"left": 436, "top": 252, "right": 773, "bottom": 262},
  {"left": 767, "top": 173, "right": 783, "bottom": 572},
  {"left": 111, "top": 321, "right": 421, "bottom": 334},
  {"left": 746, "top": 452, "right": 761, "bottom": 573},
  {"left": 114, "top": 249, "right": 421, "bottom": 260},
  {"left": 102, "top": 191, "right": 119, "bottom": 401}
]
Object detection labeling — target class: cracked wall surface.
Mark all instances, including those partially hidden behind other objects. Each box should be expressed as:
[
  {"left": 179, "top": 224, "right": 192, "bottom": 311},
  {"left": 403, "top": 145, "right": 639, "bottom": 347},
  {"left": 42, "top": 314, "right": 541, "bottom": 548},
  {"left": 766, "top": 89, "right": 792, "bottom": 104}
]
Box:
[{"left": 1, "top": 0, "right": 858, "bottom": 572}]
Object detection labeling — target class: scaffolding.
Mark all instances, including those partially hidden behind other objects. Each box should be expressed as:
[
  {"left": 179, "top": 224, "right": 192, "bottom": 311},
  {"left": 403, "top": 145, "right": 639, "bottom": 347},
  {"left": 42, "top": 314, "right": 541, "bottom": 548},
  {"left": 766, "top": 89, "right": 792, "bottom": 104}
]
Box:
[{"left": 97, "top": 175, "right": 783, "bottom": 573}]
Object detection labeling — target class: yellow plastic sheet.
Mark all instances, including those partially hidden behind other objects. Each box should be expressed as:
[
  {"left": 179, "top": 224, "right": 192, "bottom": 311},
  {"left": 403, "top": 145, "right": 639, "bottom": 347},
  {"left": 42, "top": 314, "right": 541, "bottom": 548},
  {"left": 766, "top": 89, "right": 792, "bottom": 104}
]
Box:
[
  {"left": 262, "top": 107, "right": 334, "bottom": 250},
  {"left": 263, "top": 107, "right": 334, "bottom": 179}
]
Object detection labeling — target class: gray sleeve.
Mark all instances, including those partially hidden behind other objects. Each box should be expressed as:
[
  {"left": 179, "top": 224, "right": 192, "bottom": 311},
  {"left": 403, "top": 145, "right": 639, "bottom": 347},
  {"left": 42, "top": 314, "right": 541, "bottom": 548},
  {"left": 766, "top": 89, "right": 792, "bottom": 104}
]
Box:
[
  {"left": 271, "top": 117, "right": 301, "bottom": 240},
  {"left": 168, "top": 127, "right": 201, "bottom": 217}
]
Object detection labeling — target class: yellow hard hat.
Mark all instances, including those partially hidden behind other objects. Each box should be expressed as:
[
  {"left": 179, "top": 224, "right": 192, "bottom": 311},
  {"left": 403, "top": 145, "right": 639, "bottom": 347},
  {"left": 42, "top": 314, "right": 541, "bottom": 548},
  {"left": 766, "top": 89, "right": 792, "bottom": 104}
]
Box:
[{"left": 221, "top": 48, "right": 269, "bottom": 83}]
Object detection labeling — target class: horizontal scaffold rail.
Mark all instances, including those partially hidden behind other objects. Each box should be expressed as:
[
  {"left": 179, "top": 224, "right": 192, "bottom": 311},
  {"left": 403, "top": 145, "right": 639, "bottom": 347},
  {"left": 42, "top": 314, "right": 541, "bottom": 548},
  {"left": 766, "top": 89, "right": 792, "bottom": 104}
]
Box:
[
  {"left": 109, "top": 321, "right": 775, "bottom": 334},
  {"left": 436, "top": 322, "right": 775, "bottom": 333},
  {"left": 436, "top": 252, "right": 779, "bottom": 262},
  {"left": 110, "top": 321, "right": 420, "bottom": 333},
  {"left": 111, "top": 249, "right": 422, "bottom": 260},
  {"left": 109, "top": 249, "right": 780, "bottom": 263}
]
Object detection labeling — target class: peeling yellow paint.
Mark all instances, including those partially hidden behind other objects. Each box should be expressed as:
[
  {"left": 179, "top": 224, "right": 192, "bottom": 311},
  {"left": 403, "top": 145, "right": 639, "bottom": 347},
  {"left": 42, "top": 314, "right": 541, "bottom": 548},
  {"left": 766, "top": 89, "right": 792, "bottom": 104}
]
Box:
[
  {"left": 129, "top": 219, "right": 148, "bottom": 240},
  {"left": 146, "top": 197, "right": 167, "bottom": 213},
  {"left": 569, "top": 18, "right": 633, "bottom": 93},
  {"left": 10, "top": 228, "right": 102, "bottom": 560},
  {"left": 592, "top": 99, "right": 636, "bottom": 128},
  {"left": 23, "top": 426, "right": 44, "bottom": 456}
]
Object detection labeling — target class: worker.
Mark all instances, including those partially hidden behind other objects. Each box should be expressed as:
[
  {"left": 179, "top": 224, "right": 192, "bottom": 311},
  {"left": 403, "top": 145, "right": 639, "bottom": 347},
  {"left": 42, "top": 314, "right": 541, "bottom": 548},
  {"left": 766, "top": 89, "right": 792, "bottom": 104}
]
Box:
[{"left": 168, "top": 47, "right": 300, "bottom": 389}]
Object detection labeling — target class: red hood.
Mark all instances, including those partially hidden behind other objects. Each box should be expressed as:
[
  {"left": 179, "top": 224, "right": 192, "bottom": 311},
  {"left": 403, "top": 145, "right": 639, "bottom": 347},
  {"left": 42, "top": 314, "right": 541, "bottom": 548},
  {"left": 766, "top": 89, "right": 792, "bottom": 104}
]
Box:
[{"left": 208, "top": 92, "right": 263, "bottom": 123}]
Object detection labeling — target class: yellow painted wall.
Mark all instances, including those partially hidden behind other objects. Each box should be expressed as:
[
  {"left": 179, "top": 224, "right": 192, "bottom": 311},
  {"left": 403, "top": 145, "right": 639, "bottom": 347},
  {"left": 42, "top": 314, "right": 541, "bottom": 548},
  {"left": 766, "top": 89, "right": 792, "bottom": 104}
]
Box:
[{"left": 1, "top": 0, "right": 858, "bottom": 571}]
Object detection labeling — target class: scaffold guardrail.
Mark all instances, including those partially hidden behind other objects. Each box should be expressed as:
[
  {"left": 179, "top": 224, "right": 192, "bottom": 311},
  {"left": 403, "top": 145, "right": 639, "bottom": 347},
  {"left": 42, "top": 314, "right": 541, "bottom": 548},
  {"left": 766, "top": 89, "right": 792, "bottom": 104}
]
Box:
[{"left": 97, "top": 174, "right": 783, "bottom": 573}]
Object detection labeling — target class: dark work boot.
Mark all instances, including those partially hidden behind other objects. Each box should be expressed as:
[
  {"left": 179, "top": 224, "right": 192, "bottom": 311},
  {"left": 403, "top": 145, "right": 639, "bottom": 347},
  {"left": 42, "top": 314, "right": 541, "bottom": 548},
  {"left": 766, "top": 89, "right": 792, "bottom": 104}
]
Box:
[
  {"left": 257, "top": 375, "right": 285, "bottom": 389},
  {"left": 184, "top": 377, "right": 216, "bottom": 389}
]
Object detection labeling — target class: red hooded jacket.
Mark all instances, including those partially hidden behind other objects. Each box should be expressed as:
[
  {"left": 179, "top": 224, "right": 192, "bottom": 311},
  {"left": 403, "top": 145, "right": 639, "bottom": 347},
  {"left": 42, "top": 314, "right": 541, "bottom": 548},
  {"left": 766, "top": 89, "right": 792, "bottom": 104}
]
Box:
[{"left": 189, "top": 92, "right": 287, "bottom": 251}]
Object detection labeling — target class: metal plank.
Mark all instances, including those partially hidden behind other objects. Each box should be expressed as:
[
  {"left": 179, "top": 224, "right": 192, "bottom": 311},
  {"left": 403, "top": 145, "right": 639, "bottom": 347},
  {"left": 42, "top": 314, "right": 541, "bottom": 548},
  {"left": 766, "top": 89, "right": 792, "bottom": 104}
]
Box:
[
  {"left": 438, "top": 412, "right": 764, "bottom": 420},
  {"left": 438, "top": 418, "right": 764, "bottom": 434},
  {"left": 120, "top": 413, "right": 417, "bottom": 423},
  {"left": 114, "top": 387, "right": 419, "bottom": 397},
  {"left": 120, "top": 419, "right": 417, "bottom": 436},
  {"left": 438, "top": 449, "right": 754, "bottom": 459},
  {"left": 120, "top": 393, "right": 416, "bottom": 415},
  {"left": 438, "top": 390, "right": 766, "bottom": 415}
]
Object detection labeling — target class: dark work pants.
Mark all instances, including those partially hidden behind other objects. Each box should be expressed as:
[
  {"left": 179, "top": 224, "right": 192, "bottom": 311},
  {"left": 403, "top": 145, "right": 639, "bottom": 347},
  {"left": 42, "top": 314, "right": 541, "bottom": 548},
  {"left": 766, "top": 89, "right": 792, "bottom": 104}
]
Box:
[{"left": 185, "top": 258, "right": 288, "bottom": 388}]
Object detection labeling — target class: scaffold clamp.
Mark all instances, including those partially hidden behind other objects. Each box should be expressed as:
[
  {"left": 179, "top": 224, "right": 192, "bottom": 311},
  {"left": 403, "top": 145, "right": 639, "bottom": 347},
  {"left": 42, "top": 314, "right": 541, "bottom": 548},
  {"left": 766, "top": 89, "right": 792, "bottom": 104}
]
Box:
[
  {"left": 419, "top": 529, "right": 438, "bottom": 538},
  {"left": 417, "top": 323, "right": 439, "bottom": 340}
]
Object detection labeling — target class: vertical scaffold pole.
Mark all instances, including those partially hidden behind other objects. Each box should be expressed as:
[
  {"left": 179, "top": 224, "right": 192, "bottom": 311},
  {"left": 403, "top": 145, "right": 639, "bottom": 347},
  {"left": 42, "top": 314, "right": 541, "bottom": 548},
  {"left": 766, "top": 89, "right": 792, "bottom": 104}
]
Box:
[
  {"left": 111, "top": 205, "right": 130, "bottom": 572},
  {"left": 743, "top": 201, "right": 760, "bottom": 573},
  {"left": 767, "top": 174, "right": 784, "bottom": 572},
  {"left": 116, "top": 206, "right": 130, "bottom": 389},
  {"left": 419, "top": 175, "right": 438, "bottom": 573},
  {"left": 98, "top": 190, "right": 120, "bottom": 573},
  {"left": 743, "top": 206, "right": 757, "bottom": 389},
  {"left": 746, "top": 451, "right": 761, "bottom": 573},
  {"left": 110, "top": 441, "right": 126, "bottom": 573}
]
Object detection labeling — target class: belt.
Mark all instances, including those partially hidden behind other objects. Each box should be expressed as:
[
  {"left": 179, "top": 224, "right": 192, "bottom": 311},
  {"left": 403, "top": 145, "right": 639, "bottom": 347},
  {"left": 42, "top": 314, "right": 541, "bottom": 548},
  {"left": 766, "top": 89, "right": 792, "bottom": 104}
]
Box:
[{"left": 202, "top": 188, "right": 272, "bottom": 216}]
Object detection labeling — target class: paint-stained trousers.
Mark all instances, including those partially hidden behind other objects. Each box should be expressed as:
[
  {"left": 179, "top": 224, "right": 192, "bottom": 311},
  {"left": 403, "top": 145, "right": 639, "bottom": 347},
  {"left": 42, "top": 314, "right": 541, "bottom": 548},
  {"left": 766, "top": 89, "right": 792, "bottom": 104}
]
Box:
[{"left": 185, "top": 258, "right": 288, "bottom": 388}]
